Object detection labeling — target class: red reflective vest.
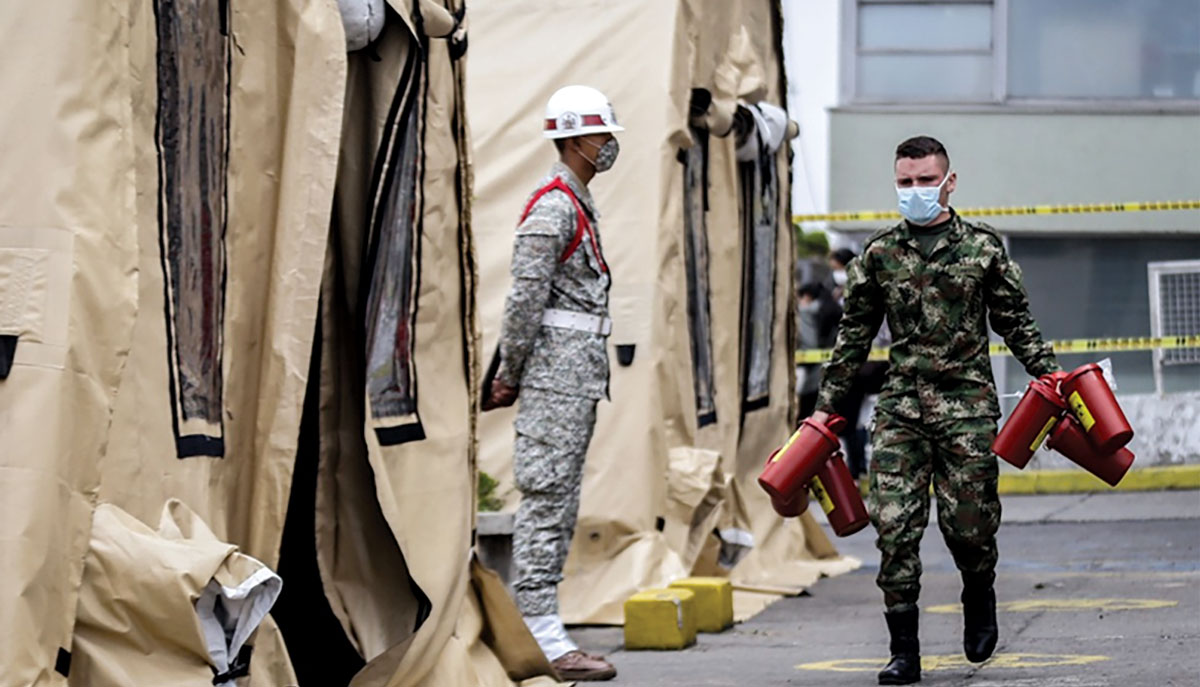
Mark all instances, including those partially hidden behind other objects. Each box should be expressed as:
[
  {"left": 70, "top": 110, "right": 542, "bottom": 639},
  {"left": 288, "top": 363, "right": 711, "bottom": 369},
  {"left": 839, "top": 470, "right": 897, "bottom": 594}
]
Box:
[{"left": 518, "top": 177, "right": 608, "bottom": 273}]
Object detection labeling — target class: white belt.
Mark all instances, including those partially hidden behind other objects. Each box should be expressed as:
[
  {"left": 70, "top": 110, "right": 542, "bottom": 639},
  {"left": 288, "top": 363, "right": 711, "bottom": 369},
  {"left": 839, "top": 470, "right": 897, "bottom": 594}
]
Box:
[{"left": 541, "top": 308, "right": 612, "bottom": 336}]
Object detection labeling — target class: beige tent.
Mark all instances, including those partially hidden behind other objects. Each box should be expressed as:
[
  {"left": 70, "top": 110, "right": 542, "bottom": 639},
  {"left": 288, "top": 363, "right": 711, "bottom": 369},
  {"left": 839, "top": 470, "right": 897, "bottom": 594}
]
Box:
[
  {"left": 2, "top": 0, "right": 553, "bottom": 685},
  {"left": 471, "top": 0, "right": 855, "bottom": 626},
  {"left": 0, "top": 2, "right": 140, "bottom": 682}
]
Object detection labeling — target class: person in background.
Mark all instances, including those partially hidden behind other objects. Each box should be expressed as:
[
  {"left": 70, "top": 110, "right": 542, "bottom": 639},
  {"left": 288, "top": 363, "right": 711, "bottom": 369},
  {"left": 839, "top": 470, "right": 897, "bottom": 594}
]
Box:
[
  {"left": 828, "top": 247, "right": 857, "bottom": 304},
  {"left": 796, "top": 281, "right": 842, "bottom": 420}
]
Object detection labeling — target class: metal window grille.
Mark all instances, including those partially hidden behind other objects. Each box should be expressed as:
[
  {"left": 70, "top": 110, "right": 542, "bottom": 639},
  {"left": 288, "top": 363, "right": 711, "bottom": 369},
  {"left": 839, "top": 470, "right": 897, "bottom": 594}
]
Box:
[{"left": 1149, "top": 260, "right": 1200, "bottom": 394}]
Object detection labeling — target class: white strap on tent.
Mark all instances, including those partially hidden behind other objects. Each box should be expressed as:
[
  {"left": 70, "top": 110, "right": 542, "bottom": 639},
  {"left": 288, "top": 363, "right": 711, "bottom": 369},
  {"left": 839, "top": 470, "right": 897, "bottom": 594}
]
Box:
[
  {"left": 523, "top": 613, "right": 579, "bottom": 662},
  {"left": 717, "top": 527, "right": 756, "bottom": 570},
  {"left": 338, "top": 0, "right": 384, "bottom": 51},
  {"left": 542, "top": 308, "right": 612, "bottom": 336},
  {"left": 195, "top": 564, "right": 283, "bottom": 686},
  {"left": 735, "top": 102, "right": 790, "bottom": 161},
  {"left": 718, "top": 527, "right": 755, "bottom": 548}
]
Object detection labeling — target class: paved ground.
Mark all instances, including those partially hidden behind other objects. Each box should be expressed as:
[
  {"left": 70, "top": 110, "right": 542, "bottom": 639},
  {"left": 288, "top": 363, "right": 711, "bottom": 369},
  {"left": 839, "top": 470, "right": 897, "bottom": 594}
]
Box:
[{"left": 572, "top": 491, "right": 1200, "bottom": 686}]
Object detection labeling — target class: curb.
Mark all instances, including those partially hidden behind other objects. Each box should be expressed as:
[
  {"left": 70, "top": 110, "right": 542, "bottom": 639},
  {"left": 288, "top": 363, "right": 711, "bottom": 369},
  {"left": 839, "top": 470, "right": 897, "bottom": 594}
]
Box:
[{"left": 997, "top": 465, "right": 1200, "bottom": 494}]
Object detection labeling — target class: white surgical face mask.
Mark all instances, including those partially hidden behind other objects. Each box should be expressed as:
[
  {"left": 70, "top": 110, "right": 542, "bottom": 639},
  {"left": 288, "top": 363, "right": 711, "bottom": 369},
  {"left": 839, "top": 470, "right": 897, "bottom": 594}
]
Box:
[
  {"left": 896, "top": 172, "right": 951, "bottom": 225},
  {"left": 832, "top": 269, "right": 848, "bottom": 286}
]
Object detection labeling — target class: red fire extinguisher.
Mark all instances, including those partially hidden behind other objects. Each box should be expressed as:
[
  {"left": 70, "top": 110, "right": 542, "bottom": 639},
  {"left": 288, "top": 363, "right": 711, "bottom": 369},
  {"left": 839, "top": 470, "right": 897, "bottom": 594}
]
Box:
[
  {"left": 1045, "top": 415, "right": 1135, "bottom": 487},
  {"left": 759, "top": 414, "right": 847, "bottom": 503},
  {"left": 764, "top": 449, "right": 809, "bottom": 517},
  {"left": 992, "top": 377, "right": 1068, "bottom": 469},
  {"left": 810, "top": 453, "right": 869, "bottom": 537},
  {"left": 1061, "top": 363, "right": 1134, "bottom": 455}
]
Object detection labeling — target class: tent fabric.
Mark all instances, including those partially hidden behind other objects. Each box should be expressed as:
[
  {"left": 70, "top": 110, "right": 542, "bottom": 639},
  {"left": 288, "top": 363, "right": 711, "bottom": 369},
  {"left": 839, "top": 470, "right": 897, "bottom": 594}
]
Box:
[
  {"left": 471, "top": 0, "right": 856, "bottom": 626},
  {"left": 69, "top": 501, "right": 280, "bottom": 687},
  {"left": 0, "top": 1, "right": 140, "bottom": 683},
  {"left": 313, "top": 2, "right": 554, "bottom": 685},
  {"left": 93, "top": 0, "right": 347, "bottom": 682},
  {"left": 3, "top": 0, "right": 549, "bottom": 685},
  {"left": 99, "top": 0, "right": 346, "bottom": 561}
]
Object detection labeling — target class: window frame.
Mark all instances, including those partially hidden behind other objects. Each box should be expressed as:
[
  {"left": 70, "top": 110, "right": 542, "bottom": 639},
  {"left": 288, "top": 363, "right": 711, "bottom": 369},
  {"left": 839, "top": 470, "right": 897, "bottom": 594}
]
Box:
[
  {"left": 737, "top": 139, "right": 781, "bottom": 414},
  {"left": 681, "top": 126, "right": 719, "bottom": 429},
  {"left": 155, "top": 0, "right": 232, "bottom": 460},
  {"left": 1148, "top": 259, "right": 1200, "bottom": 395},
  {"left": 841, "top": 0, "right": 1200, "bottom": 110}
]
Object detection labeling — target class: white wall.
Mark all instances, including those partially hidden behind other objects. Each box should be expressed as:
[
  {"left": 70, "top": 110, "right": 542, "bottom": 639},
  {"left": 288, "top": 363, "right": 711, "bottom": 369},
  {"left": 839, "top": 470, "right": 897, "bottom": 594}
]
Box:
[
  {"left": 781, "top": 0, "right": 839, "bottom": 218},
  {"left": 828, "top": 111, "right": 1200, "bottom": 234}
]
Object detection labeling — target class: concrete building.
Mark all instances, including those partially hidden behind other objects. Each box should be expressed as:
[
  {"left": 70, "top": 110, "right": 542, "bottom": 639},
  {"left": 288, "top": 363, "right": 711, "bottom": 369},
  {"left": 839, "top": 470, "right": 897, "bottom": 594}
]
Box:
[{"left": 784, "top": 0, "right": 1200, "bottom": 466}]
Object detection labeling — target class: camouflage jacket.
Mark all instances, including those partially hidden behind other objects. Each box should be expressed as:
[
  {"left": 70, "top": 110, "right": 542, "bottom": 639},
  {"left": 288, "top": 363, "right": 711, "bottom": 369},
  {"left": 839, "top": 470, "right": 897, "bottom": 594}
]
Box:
[
  {"left": 816, "top": 212, "right": 1059, "bottom": 422},
  {"left": 498, "top": 162, "right": 611, "bottom": 399}
]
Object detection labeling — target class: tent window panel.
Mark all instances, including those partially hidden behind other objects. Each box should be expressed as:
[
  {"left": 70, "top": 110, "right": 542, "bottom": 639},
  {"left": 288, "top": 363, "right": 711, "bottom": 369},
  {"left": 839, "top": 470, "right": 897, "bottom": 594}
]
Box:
[
  {"left": 365, "top": 54, "right": 426, "bottom": 446},
  {"left": 740, "top": 150, "right": 778, "bottom": 412},
  {"left": 155, "top": 0, "right": 231, "bottom": 458},
  {"left": 682, "top": 128, "right": 717, "bottom": 428}
]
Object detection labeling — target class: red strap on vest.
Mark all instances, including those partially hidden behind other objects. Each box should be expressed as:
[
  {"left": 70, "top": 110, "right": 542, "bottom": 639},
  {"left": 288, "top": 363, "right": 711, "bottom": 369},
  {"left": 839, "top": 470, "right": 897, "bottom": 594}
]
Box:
[{"left": 518, "top": 178, "right": 608, "bottom": 272}]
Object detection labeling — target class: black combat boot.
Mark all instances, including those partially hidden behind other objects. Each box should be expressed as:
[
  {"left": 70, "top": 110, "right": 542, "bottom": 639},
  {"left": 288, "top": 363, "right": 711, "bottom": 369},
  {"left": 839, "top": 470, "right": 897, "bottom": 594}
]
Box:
[
  {"left": 878, "top": 608, "right": 921, "bottom": 685},
  {"left": 961, "top": 572, "right": 998, "bottom": 663}
]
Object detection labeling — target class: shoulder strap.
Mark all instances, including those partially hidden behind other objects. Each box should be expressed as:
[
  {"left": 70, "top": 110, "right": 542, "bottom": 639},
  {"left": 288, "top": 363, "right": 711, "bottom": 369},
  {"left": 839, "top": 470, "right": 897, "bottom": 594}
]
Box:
[{"left": 519, "top": 178, "right": 608, "bottom": 272}]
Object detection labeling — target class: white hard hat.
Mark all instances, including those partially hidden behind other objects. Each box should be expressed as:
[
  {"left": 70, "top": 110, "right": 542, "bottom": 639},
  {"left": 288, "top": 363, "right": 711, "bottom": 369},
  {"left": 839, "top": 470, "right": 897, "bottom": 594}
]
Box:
[{"left": 543, "top": 85, "right": 625, "bottom": 140}]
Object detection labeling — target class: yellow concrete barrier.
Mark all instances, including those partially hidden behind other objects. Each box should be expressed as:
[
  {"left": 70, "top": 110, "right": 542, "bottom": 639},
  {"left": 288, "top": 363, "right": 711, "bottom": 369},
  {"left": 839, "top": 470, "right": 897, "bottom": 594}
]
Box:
[
  {"left": 997, "top": 465, "right": 1200, "bottom": 494},
  {"left": 669, "top": 577, "right": 734, "bottom": 633},
  {"left": 623, "top": 588, "right": 697, "bottom": 650}
]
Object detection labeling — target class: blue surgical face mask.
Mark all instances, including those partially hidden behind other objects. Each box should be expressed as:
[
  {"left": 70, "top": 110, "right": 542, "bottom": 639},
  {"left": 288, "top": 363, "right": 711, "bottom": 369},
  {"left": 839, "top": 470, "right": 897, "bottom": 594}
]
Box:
[{"left": 896, "top": 172, "right": 951, "bottom": 225}]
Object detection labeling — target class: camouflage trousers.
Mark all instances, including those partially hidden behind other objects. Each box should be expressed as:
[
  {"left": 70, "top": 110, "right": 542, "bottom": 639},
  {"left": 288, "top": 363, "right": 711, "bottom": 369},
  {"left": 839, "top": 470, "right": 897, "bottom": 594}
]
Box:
[
  {"left": 869, "top": 413, "right": 1001, "bottom": 612},
  {"left": 512, "top": 388, "right": 598, "bottom": 617}
]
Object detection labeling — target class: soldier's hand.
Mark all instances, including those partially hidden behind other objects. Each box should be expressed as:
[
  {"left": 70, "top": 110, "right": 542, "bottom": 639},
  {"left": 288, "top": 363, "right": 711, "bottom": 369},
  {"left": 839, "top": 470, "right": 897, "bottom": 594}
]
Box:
[
  {"left": 1039, "top": 370, "right": 1067, "bottom": 394},
  {"left": 811, "top": 410, "right": 831, "bottom": 426},
  {"left": 483, "top": 378, "right": 519, "bottom": 411}
]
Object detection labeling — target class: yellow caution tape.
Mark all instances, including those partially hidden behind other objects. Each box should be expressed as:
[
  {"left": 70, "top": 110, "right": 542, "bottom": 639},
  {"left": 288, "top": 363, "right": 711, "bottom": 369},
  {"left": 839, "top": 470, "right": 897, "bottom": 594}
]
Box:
[
  {"left": 793, "top": 200, "right": 1200, "bottom": 224},
  {"left": 795, "top": 335, "right": 1200, "bottom": 365}
]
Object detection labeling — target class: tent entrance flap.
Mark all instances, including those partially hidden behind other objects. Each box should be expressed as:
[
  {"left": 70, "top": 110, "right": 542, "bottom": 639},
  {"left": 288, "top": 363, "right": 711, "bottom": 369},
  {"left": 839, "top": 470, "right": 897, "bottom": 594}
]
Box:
[{"left": 275, "top": 320, "right": 367, "bottom": 686}]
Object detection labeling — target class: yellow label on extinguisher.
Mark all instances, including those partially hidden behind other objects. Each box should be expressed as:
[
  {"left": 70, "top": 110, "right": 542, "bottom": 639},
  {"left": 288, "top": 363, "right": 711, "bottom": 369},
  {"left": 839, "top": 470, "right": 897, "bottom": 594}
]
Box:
[
  {"left": 810, "top": 476, "right": 835, "bottom": 515},
  {"left": 773, "top": 426, "right": 805, "bottom": 462},
  {"left": 1029, "top": 416, "right": 1059, "bottom": 452},
  {"left": 1068, "top": 391, "right": 1097, "bottom": 432}
]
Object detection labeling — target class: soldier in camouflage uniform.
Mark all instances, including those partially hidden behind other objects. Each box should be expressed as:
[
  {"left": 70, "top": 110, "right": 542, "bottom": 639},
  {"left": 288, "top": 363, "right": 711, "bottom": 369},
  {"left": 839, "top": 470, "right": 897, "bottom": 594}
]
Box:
[
  {"left": 482, "top": 85, "right": 622, "bottom": 682},
  {"left": 813, "top": 136, "right": 1059, "bottom": 685}
]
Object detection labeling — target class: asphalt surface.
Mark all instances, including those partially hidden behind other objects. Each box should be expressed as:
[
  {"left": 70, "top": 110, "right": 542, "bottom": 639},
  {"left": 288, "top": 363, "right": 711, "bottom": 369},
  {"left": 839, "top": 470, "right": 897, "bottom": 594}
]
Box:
[{"left": 572, "top": 490, "right": 1200, "bottom": 686}]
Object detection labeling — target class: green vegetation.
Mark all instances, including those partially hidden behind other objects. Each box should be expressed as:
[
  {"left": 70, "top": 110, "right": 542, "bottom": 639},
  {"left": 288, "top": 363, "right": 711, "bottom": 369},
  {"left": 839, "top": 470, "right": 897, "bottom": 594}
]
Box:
[
  {"left": 795, "top": 225, "right": 829, "bottom": 258},
  {"left": 478, "top": 470, "right": 504, "bottom": 512}
]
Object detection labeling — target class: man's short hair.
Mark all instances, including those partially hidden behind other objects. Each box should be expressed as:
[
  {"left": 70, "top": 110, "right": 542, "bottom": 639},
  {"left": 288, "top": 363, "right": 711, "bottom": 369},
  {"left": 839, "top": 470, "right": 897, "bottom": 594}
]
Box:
[
  {"left": 895, "top": 135, "right": 949, "bottom": 171},
  {"left": 830, "top": 248, "right": 856, "bottom": 268},
  {"left": 797, "top": 281, "right": 826, "bottom": 300}
]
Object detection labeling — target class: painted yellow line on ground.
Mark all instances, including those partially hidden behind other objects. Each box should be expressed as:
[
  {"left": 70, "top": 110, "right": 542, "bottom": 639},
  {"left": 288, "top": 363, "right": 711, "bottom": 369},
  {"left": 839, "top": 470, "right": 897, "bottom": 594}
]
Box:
[
  {"left": 795, "top": 335, "right": 1200, "bottom": 364},
  {"left": 794, "top": 199, "right": 1200, "bottom": 223},
  {"left": 797, "top": 653, "right": 1110, "bottom": 673},
  {"left": 926, "top": 598, "right": 1178, "bottom": 614},
  {"left": 997, "top": 465, "right": 1200, "bottom": 494}
]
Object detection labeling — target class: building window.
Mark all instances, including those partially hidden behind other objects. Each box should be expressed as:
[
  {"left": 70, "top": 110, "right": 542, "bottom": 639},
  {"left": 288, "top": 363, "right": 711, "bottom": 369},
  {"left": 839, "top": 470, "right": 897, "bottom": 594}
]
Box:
[
  {"left": 856, "top": 1, "right": 995, "bottom": 102},
  {"left": 739, "top": 148, "right": 779, "bottom": 413},
  {"left": 682, "top": 127, "right": 718, "bottom": 428},
  {"left": 1149, "top": 260, "right": 1200, "bottom": 394},
  {"left": 1009, "top": 0, "right": 1200, "bottom": 99},
  {"left": 155, "top": 0, "right": 231, "bottom": 459},
  {"left": 364, "top": 51, "right": 426, "bottom": 446},
  {"left": 848, "top": 0, "right": 1200, "bottom": 103}
]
